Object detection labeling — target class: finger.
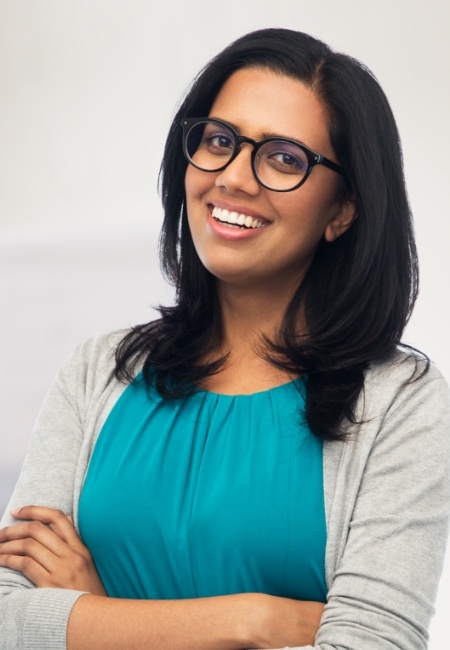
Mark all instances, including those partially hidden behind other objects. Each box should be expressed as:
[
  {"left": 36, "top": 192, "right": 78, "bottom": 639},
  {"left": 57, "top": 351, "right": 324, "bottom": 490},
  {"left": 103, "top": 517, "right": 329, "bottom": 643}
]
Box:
[
  {"left": 0, "top": 521, "right": 70, "bottom": 557},
  {"left": 0, "top": 540, "right": 105, "bottom": 593},
  {"left": 0, "top": 551, "right": 52, "bottom": 586},
  {"left": 11, "top": 505, "right": 71, "bottom": 528},
  {"left": 0, "top": 520, "right": 81, "bottom": 557},
  {"left": 7, "top": 508, "right": 94, "bottom": 564},
  {"left": 0, "top": 537, "right": 61, "bottom": 575},
  {"left": 10, "top": 506, "right": 82, "bottom": 548}
]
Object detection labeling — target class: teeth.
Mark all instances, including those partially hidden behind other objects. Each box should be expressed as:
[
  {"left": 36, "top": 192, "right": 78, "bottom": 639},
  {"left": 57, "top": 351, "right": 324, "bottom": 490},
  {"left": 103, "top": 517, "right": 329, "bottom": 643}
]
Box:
[{"left": 212, "top": 206, "right": 266, "bottom": 230}]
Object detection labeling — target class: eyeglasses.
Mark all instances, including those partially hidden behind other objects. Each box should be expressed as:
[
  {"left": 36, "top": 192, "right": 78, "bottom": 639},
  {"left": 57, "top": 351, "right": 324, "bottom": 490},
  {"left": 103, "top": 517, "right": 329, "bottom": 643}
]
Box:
[{"left": 181, "top": 117, "right": 346, "bottom": 192}]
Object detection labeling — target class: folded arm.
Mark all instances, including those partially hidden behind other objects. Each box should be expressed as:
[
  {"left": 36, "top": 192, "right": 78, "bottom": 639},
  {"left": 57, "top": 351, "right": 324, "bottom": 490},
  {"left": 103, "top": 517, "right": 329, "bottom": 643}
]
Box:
[{"left": 0, "top": 505, "right": 323, "bottom": 649}]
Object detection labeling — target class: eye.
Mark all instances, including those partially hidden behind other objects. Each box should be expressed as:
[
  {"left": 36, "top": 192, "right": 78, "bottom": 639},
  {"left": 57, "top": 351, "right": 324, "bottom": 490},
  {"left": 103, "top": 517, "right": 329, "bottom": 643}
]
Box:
[
  {"left": 201, "top": 125, "right": 235, "bottom": 155},
  {"left": 261, "top": 141, "right": 309, "bottom": 174},
  {"left": 206, "top": 133, "right": 234, "bottom": 150}
]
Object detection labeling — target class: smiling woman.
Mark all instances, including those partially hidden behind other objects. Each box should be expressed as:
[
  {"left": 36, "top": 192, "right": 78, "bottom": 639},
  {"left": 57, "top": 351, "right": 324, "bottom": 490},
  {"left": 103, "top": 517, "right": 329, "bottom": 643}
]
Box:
[{"left": 1, "top": 28, "right": 450, "bottom": 650}]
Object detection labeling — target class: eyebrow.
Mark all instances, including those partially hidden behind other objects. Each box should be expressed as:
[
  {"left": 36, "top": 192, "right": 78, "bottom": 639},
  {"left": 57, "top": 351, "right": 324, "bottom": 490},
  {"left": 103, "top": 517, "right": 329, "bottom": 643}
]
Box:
[{"left": 208, "top": 116, "right": 310, "bottom": 149}]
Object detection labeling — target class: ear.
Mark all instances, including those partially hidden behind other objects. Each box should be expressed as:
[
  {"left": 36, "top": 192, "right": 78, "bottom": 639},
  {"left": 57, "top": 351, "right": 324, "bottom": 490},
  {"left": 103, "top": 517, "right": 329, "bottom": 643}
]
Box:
[{"left": 324, "top": 196, "right": 357, "bottom": 242}]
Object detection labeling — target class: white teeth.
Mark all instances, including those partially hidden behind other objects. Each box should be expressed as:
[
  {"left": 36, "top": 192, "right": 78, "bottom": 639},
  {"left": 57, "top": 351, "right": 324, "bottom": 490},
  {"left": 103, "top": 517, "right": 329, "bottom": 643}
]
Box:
[{"left": 211, "top": 206, "right": 266, "bottom": 229}]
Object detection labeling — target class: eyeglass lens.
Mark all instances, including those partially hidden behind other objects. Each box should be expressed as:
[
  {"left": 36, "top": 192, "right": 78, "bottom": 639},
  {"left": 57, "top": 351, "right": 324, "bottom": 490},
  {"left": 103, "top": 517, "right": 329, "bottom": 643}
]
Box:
[{"left": 184, "top": 120, "right": 310, "bottom": 191}]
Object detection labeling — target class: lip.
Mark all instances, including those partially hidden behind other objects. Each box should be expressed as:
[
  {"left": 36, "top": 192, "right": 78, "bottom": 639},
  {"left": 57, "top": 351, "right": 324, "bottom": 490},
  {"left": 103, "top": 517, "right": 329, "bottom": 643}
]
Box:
[{"left": 206, "top": 202, "right": 271, "bottom": 241}]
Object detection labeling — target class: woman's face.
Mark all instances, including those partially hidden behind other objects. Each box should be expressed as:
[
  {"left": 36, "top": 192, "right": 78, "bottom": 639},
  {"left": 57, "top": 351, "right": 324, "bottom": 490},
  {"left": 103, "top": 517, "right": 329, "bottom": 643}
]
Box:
[{"left": 185, "top": 67, "right": 355, "bottom": 293}]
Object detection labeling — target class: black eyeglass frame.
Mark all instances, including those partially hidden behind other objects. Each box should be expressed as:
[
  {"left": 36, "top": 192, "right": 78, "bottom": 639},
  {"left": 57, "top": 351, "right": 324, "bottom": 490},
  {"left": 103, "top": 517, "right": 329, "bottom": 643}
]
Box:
[{"left": 181, "top": 117, "right": 347, "bottom": 192}]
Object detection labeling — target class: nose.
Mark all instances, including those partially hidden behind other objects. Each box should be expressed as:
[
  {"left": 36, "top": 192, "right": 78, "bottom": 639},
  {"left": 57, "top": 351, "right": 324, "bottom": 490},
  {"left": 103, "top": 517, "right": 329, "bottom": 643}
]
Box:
[{"left": 214, "top": 143, "right": 260, "bottom": 195}]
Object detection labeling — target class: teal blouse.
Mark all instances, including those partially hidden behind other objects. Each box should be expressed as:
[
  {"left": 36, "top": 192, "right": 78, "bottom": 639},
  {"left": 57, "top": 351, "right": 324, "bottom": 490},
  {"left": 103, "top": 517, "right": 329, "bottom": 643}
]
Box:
[{"left": 78, "top": 375, "right": 327, "bottom": 602}]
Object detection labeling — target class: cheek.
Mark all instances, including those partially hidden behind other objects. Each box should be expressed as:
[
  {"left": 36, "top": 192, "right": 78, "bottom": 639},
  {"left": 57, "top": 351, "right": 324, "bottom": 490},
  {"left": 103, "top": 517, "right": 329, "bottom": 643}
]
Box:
[
  {"left": 184, "top": 170, "right": 207, "bottom": 255},
  {"left": 184, "top": 166, "right": 211, "bottom": 205},
  {"left": 184, "top": 166, "right": 194, "bottom": 195},
  {"left": 287, "top": 180, "right": 341, "bottom": 227}
]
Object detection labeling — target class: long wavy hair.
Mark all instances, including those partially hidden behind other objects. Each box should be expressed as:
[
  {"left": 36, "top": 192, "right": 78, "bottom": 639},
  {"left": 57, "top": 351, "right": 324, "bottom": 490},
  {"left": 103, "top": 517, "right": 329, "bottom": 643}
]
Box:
[{"left": 115, "top": 28, "right": 422, "bottom": 441}]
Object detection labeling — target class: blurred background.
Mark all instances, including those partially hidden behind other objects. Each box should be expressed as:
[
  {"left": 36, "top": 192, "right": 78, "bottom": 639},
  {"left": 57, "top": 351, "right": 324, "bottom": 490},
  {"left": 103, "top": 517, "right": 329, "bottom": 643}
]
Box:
[{"left": 1, "top": 0, "right": 449, "bottom": 643}]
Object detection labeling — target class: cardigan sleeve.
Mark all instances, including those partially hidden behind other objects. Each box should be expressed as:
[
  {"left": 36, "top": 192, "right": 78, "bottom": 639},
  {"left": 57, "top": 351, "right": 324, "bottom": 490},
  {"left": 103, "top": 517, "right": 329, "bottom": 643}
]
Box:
[
  {"left": 0, "top": 331, "right": 123, "bottom": 649},
  {"left": 272, "top": 358, "right": 450, "bottom": 650}
]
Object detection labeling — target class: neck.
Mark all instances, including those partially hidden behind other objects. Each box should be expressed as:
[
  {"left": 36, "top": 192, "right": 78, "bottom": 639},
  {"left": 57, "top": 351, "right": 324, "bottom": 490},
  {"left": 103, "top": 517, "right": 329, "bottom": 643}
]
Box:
[
  {"left": 216, "top": 279, "right": 300, "bottom": 354},
  {"left": 198, "top": 280, "right": 302, "bottom": 395}
]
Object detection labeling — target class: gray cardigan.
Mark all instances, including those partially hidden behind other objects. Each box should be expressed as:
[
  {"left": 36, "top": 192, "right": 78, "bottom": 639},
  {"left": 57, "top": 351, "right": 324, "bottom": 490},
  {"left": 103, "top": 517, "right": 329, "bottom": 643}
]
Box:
[{"left": 1, "top": 330, "right": 450, "bottom": 650}]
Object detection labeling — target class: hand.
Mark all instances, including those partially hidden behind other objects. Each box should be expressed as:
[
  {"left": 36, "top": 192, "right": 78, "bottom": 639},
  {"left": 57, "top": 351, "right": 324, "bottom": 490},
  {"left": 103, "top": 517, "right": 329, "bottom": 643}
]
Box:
[
  {"left": 251, "top": 594, "right": 325, "bottom": 648},
  {"left": 0, "top": 505, "right": 107, "bottom": 596}
]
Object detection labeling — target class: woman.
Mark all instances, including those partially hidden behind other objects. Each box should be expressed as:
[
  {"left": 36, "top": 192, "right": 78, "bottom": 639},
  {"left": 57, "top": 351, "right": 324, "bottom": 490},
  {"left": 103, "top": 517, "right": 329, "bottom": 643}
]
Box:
[{"left": 1, "top": 28, "right": 449, "bottom": 650}]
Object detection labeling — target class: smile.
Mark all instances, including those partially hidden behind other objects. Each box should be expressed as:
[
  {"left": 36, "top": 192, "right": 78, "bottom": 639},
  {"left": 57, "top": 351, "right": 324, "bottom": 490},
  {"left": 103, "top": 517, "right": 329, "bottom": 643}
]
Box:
[{"left": 211, "top": 206, "right": 267, "bottom": 230}]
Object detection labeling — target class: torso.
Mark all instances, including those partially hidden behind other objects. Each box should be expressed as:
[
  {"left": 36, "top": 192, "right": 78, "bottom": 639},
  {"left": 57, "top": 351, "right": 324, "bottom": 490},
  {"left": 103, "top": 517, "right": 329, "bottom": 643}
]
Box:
[{"left": 78, "top": 372, "right": 327, "bottom": 602}]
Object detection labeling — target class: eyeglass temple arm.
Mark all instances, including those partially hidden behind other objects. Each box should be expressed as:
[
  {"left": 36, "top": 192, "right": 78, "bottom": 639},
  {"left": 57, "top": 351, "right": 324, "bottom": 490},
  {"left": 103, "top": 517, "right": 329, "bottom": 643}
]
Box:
[{"left": 316, "top": 154, "right": 344, "bottom": 176}]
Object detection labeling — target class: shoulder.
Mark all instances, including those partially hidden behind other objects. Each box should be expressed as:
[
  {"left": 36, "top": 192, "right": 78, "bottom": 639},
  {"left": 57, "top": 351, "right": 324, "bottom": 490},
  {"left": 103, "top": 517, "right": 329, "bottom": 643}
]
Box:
[
  {"left": 48, "top": 328, "right": 133, "bottom": 419},
  {"left": 366, "top": 346, "right": 440, "bottom": 384},
  {"left": 67, "top": 328, "right": 130, "bottom": 368},
  {"left": 362, "top": 347, "right": 450, "bottom": 421},
  {"left": 59, "top": 328, "right": 130, "bottom": 384},
  {"left": 327, "top": 348, "right": 450, "bottom": 484},
  {"left": 334, "top": 347, "right": 450, "bottom": 487}
]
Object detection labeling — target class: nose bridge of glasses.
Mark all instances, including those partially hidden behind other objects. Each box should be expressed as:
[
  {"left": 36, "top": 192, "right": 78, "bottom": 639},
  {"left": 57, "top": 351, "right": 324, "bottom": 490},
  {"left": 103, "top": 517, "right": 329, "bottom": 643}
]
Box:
[
  {"left": 230, "top": 134, "right": 257, "bottom": 166},
  {"left": 236, "top": 134, "right": 258, "bottom": 150},
  {"left": 227, "top": 134, "right": 257, "bottom": 168}
]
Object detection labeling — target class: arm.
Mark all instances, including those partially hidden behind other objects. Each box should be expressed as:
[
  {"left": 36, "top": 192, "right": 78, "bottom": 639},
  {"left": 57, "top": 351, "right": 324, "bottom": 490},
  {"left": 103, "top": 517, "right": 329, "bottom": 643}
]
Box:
[
  {"left": 313, "top": 358, "right": 450, "bottom": 650},
  {"left": 0, "top": 338, "right": 95, "bottom": 649},
  {"left": 0, "top": 506, "right": 324, "bottom": 648},
  {"left": 67, "top": 593, "right": 324, "bottom": 650}
]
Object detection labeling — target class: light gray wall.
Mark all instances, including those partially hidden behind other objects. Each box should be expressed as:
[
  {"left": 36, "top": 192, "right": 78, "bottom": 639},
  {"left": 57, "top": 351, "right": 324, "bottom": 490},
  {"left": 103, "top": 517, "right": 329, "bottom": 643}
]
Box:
[{"left": 1, "top": 1, "right": 449, "bottom": 644}]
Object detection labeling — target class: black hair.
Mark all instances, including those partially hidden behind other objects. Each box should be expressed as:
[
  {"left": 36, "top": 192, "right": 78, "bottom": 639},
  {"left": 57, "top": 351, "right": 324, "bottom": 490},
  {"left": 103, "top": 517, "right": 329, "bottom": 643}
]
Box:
[{"left": 115, "top": 28, "right": 424, "bottom": 441}]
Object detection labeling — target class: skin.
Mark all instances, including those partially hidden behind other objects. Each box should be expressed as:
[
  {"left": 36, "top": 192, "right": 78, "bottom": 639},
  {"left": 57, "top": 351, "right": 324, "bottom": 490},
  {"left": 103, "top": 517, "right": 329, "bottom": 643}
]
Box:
[
  {"left": 0, "top": 67, "right": 356, "bottom": 648},
  {"left": 0, "top": 507, "right": 106, "bottom": 595}
]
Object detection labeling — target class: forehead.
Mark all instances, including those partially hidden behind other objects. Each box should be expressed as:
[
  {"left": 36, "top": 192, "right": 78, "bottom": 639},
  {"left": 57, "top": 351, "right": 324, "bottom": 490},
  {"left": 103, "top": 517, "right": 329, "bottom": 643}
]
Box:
[{"left": 208, "top": 67, "right": 333, "bottom": 155}]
